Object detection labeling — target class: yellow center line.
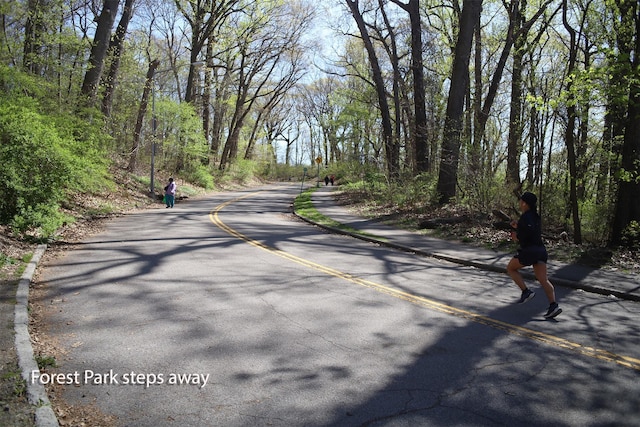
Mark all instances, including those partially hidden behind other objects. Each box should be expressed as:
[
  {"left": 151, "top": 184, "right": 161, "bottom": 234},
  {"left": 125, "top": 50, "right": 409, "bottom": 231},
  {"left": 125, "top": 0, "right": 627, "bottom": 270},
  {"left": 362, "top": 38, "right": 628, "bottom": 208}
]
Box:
[{"left": 209, "top": 191, "right": 640, "bottom": 372}]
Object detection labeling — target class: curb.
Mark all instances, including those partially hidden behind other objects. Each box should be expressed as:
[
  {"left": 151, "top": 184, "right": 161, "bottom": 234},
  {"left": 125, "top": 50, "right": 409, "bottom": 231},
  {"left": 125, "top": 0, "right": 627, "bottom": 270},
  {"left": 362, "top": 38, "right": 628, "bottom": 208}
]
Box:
[
  {"left": 14, "top": 244, "right": 60, "bottom": 427},
  {"left": 292, "top": 210, "right": 640, "bottom": 303}
]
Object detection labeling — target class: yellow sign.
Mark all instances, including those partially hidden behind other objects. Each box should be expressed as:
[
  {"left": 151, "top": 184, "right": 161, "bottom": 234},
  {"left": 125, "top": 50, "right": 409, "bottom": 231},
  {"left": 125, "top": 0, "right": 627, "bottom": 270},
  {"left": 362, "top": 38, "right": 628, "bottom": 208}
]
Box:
[{"left": 315, "top": 156, "right": 322, "bottom": 164}]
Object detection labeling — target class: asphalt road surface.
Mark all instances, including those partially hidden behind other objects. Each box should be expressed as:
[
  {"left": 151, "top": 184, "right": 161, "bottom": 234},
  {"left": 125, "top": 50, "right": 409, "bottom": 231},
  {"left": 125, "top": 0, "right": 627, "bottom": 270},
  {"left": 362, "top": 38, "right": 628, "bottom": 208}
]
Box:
[{"left": 37, "top": 184, "right": 640, "bottom": 426}]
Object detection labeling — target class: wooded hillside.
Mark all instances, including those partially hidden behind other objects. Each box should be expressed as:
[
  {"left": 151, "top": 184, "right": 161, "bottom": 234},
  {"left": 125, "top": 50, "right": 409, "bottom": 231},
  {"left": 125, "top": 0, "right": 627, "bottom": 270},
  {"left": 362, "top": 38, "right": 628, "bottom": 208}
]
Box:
[{"left": 1, "top": 0, "right": 639, "bottom": 249}]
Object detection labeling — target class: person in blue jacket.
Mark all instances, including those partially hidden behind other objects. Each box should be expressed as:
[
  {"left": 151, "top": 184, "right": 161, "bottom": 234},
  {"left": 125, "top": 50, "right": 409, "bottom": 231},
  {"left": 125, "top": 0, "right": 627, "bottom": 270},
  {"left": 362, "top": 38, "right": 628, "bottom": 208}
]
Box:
[{"left": 506, "top": 192, "right": 562, "bottom": 318}]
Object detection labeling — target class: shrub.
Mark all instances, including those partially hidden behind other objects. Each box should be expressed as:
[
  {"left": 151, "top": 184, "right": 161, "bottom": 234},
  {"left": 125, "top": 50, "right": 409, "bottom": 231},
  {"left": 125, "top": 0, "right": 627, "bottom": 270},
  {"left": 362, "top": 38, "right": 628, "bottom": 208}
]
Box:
[
  {"left": 621, "top": 220, "right": 640, "bottom": 250},
  {"left": 0, "top": 94, "right": 109, "bottom": 238},
  {"left": 184, "top": 164, "right": 214, "bottom": 190}
]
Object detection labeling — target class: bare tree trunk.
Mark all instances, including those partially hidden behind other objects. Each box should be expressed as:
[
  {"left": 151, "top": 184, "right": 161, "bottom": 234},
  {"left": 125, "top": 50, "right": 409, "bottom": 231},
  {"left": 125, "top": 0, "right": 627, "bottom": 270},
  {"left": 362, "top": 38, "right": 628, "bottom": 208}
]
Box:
[
  {"left": 202, "top": 40, "right": 213, "bottom": 157},
  {"left": 23, "top": 0, "right": 48, "bottom": 74},
  {"left": 562, "top": 0, "right": 582, "bottom": 244},
  {"left": 210, "top": 63, "right": 232, "bottom": 164},
  {"left": 390, "top": 0, "right": 429, "bottom": 173},
  {"left": 506, "top": 3, "right": 525, "bottom": 186},
  {"left": 611, "top": 0, "right": 640, "bottom": 246},
  {"left": 129, "top": 59, "right": 159, "bottom": 172},
  {"left": 80, "top": 0, "right": 120, "bottom": 103},
  {"left": 408, "top": 0, "right": 429, "bottom": 172},
  {"left": 175, "top": 0, "right": 240, "bottom": 104},
  {"left": 379, "top": 0, "right": 404, "bottom": 172},
  {"left": 471, "top": 7, "right": 482, "bottom": 175},
  {"left": 102, "top": 0, "right": 135, "bottom": 117},
  {"left": 345, "top": 0, "right": 398, "bottom": 180},
  {"left": 436, "top": 0, "right": 482, "bottom": 204}
]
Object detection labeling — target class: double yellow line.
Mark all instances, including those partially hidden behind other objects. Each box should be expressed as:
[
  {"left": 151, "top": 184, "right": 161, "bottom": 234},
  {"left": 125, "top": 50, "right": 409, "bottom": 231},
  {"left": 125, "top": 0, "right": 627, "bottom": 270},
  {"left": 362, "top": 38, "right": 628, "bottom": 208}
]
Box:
[{"left": 210, "top": 191, "right": 640, "bottom": 372}]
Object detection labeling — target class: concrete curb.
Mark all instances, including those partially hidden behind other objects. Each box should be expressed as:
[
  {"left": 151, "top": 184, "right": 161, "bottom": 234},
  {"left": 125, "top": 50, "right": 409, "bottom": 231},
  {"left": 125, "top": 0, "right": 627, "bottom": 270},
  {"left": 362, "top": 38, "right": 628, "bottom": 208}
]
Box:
[
  {"left": 293, "top": 210, "right": 640, "bottom": 303},
  {"left": 14, "top": 244, "right": 60, "bottom": 427}
]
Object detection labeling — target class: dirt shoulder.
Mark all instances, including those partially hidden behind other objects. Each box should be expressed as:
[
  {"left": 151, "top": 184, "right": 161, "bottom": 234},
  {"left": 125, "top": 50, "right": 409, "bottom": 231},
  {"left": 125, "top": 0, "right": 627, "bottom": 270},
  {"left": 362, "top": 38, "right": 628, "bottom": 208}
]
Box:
[{"left": 0, "top": 229, "right": 37, "bottom": 426}]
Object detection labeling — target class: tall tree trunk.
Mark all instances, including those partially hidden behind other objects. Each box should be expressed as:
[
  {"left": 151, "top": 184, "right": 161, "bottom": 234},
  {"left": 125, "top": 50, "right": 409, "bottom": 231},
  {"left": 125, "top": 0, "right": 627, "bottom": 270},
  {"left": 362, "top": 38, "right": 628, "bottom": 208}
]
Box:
[
  {"left": 219, "top": 80, "right": 247, "bottom": 170},
  {"left": 474, "top": 0, "right": 557, "bottom": 185},
  {"left": 23, "top": 0, "right": 48, "bottom": 74},
  {"left": 80, "top": 0, "right": 120, "bottom": 103},
  {"left": 471, "top": 6, "right": 482, "bottom": 175},
  {"left": 129, "top": 59, "right": 159, "bottom": 172},
  {"left": 611, "top": 0, "right": 640, "bottom": 246},
  {"left": 506, "top": 3, "right": 525, "bottom": 186},
  {"left": 436, "top": 0, "right": 482, "bottom": 204},
  {"left": 102, "top": 0, "right": 135, "bottom": 117},
  {"left": 379, "top": 0, "right": 403, "bottom": 173},
  {"left": 599, "top": 1, "right": 631, "bottom": 208},
  {"left": 202, "top": 41, "right": 213, "bottom": 157},
  {"left": 185, "top": 36, "right": 203, "bottom": 104},
  {"left": 346, "top": 0, "right": 398, "bottom": 180},
  {"left": 392, "top": 0, "right": 429, "bottom": 173},
  {"left": 562, "top": 0, "right": 582, "bottom": 244},
  {"left": 408, "top": 0, "right": 429, "bottom": 173},
  {"left": 210, "top": 64, "right": 232, "bottom": 164},
  {"left": 176, "top": 0, "right": 240, "bottom": 105}
]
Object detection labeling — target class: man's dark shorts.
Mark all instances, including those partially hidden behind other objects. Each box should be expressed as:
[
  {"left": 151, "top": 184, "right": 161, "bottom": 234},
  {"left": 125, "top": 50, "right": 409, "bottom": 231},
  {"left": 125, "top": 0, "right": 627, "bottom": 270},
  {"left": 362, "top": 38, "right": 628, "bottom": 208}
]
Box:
[{"left": 515, "top": 246, "right": 548, "bottom": 266}]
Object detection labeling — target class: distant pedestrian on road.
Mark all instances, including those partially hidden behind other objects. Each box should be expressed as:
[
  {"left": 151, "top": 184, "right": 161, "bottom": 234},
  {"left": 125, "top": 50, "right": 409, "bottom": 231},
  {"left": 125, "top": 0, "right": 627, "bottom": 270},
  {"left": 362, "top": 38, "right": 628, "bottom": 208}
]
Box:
[
  {"left": 164, "top": 177, "right": 176, "bottom": 208},
  {"left": 324, "top": 175, "right": 330, "bottom": 186},
  {"left": 330, "top": 175, "right": 335, "bottom": 186},
  {"left": 506, "top": 191, "right": 562, "bottom": 318}
]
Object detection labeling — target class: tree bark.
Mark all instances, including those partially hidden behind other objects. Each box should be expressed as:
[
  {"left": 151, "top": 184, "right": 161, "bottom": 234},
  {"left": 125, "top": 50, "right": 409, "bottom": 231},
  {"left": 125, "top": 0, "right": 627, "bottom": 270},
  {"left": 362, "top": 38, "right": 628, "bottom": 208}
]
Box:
[
  {"left": 611, "top": 0, "right": 640, "bottom": 246},
  {"left": 129, "top": 59, "right": 159, "bottom": 172},
  {"left": 102, "top": 0, "right": 135, "bottom": 117},
  {"left": 436, "top": 0, "right": 482, "bottom": 204},
  {"left": 506, "top": 3, "right": 525, "bottom": 186},
  {"left": 80, "top": 0, "right": 120, "bottom": 103},
  {"left": 23, "top": 0, "right": 48, "bottom": 74},
  {"left": 562, "top": 0, "right": 583, "bottom": 244},
  {"left": 407, "top": 0, "right": 429, "bottom": 173},
  {"left": 345, "top": 0, "right": 398, "bottom": 180},
  {"left": 391, "top": 0, "right": 429, "bottom": 173}
]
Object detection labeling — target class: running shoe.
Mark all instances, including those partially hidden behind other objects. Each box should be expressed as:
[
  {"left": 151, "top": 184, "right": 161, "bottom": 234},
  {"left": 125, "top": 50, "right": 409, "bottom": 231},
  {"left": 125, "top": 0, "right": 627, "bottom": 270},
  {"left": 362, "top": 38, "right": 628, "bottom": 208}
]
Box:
[
  {"left": 518, "top": 288, "right": 535, "bottom": 304},
  {"left": 544, "top": 302, "right": 562, "bottom": 318}
]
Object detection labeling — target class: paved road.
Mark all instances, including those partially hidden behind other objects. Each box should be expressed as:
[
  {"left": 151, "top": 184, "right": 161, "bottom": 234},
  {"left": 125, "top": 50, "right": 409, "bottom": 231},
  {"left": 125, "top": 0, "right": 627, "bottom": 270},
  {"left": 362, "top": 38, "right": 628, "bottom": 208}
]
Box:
[{"left": 37, "top": 184, "right": 640, "bottom": 426}]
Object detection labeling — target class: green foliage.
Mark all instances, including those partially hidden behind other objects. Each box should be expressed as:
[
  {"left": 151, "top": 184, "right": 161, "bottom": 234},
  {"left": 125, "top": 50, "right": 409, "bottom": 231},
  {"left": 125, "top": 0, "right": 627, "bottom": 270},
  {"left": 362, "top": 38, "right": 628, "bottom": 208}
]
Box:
[
  {"left": 184, "top": 164, "right": 215, "bottom": 190},
  {"left": 621, "top": 221, "right": 640, "bottom": 250},
  {"left": 581, "top": 198, "right": 614, "bottom": 244},
  {"left": 35, "top": 355, "right": 57, "bottom": 370},
  {"left": 227, "top": 158, "right": 259, "bottom": 184},
  {"left": 1, "top": 371, "right": 27, "bottom": 397},
  {"left": 294, "top": 188, "right": 384, "bottom": 240},
  {"left": 0, "top": 65, "right": 110, "bottom": 239},
  {"left": 154, "top": 97, "right": 208, "bottom": 173},
  {"left": 390, "top": 175, "right": 437, "bottom": 209},
  {"left": 261, "top": 162, "right": 304, "bottom": 181},
  {"left": 618, "top": 161, "right": 640, "bottom": 184}
]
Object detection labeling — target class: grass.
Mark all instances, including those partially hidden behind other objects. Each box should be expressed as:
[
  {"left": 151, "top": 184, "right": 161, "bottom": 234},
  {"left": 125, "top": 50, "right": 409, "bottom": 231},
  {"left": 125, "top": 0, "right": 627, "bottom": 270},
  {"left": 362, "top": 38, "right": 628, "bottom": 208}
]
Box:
[
  {"left": 294, "top": 188, "right": 387, "bottom": 242},
  {"left": 1, "top": 371, "right": 27, "bottom": 397},
  {"left": 35, "top": 355, "right": 57, "bottom": 370}
]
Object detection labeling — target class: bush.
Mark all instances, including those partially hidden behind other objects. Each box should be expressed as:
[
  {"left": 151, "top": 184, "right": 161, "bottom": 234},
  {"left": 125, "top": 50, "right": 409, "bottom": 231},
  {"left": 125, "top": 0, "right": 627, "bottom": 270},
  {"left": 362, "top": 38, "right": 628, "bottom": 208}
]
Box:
[
  {"left": 184, "top": 164, "right": 214, "bottom": 190},
  {"left": 0, "top": 77, "right": 109, "bottom": 238},
  {"left": 621, "top": 220, "right": 640, "bottom": 250},
  {"left": 228, "top": 158, "right": 259, "bottom": 184}
]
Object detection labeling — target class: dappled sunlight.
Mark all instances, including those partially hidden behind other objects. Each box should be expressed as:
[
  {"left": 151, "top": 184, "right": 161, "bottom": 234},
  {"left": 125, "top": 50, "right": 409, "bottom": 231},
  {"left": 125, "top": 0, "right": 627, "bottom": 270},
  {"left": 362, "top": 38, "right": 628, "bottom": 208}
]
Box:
[{"left": 32, "top": 185, "right": 640, "bottom": 426}]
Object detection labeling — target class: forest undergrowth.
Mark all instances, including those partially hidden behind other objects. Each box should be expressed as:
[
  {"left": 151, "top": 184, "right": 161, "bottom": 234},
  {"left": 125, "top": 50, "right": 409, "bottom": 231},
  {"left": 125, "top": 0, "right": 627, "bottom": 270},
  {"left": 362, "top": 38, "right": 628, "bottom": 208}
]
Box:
[{"left": 333, "top": 186, "right": 640, "bottom": 274}]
